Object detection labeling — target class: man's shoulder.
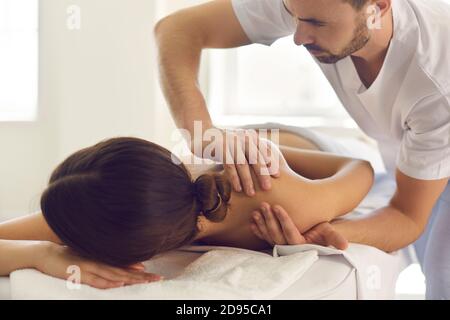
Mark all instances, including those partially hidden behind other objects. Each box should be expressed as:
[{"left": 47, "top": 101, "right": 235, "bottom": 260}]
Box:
[
  {"left": 406, "top": 0, "right": 450, "bottom": 90},
  {"left": 231, "top": 0, "right": 295, "bottom": 46}
]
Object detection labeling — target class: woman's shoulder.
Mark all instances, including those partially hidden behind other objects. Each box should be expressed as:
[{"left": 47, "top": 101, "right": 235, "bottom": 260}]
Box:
[{"left": 258, "top": 138, "right": 290, "bottom": 173}]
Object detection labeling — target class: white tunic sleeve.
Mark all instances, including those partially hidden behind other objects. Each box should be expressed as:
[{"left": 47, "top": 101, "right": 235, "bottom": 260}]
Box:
[
  {"left": 397, "top": 92, "right": 450, "bottom": 180},
  {"left": 231, "top": 0, "right": 296, "bottom": 46}
]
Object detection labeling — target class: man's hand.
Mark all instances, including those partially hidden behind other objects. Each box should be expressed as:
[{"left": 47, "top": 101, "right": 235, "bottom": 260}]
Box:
[
  {"left": 251, "top": 202, "right": 349, "bottom": 250},
  {"left": 250, "top": 202, "right": 307, "bottom": 245},
  {"left": 197, "top": 128, "right": 280, "bottom": 196},
  {"left": 301, "top": 221, "right": 349, "bottom": 250}
]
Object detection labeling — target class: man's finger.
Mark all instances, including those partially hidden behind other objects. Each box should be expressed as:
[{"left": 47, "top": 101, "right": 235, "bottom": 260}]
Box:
[
  {"left": 304, "top": 229, "right": 326, "bottom": 246},
  {"left": 224, "top": 163, "right": 242, "bottom": 192},
  {"left": 254, "top": 132, "right": 272, "bottom": 166},
  {"left": 258, "top": 138, "right": 280, "bottom": 178},
  {"left": 260, "top": 202, "right": 287, "bottom": 245},
  {"left": 234, "top": 135, "right": 254, "bottom": 196},
  {"left": 252, "top": 210, "right": 275, "bottom": 246},
  {"left": 273, "top": 205, "right": 307, "bottom": 245},
  {"left": 223, "top": 133, "right": 243, "bottom": 192},
  {"left": 323, "top": 226, "right": 349, "bottom": 250},
  {"left": 250, "top": 223, "right": 265, "bottom": 240},
  {"left": 247, "top": 135, "right": 272, "bottom": 191},
  {"left": 304, "top": 223, "right": 349, "bottom": 250}
]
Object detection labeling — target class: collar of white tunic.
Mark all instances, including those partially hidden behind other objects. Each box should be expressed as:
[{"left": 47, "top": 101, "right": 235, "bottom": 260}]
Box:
[{"left": 335, "top": 0, "right": 417, "bottom": 96}]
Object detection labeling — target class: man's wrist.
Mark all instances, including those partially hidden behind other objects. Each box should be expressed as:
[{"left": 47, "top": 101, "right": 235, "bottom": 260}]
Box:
[
  {"left": 190, "top": 125, "right": 228, "bottom": 162},
  {"left": 329, "top": 218, "right": 352, "bottom": 241},
  {"left": 187, "top": 122, "right": 215, "bottom": 150}
]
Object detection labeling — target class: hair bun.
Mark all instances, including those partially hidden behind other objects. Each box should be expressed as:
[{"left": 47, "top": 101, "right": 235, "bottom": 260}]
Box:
[{"left": 193, "top": 173, "right": 231, "bottom": 223}]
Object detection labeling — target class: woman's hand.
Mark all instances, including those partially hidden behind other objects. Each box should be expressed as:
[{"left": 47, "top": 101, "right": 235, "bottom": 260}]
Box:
[
  {"left": 251, "top": 203, "right": 349, "bottom": 250},
  {"left": 34, "top": 242, "right": 162, "bottom": 289}
]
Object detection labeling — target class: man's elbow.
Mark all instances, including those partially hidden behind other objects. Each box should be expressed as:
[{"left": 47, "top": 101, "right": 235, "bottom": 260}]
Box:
[
  {"left": 154, "top": 15, "right": 173, "bottom": 41},
  {"left": 411, "top": 219, "right": 430, "bottom": 244}
]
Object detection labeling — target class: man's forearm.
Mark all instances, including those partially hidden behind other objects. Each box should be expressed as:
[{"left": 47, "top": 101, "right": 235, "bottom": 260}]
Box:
[
  {"left": 332, "top": 205, "right": 422, "bottom": 253},
  {"left": 155, "top": 16, "right": 213, "bottom": 139}
]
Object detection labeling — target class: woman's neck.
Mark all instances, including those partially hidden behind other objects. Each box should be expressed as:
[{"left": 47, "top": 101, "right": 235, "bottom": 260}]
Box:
[{"left": 185, "top": 162, "right": 231, "bottom": 240}]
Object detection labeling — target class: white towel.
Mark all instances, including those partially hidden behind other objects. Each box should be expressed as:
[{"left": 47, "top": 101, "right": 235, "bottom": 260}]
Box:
[{"left": 10, "top": 247, "right": 318, "bottom": 300}]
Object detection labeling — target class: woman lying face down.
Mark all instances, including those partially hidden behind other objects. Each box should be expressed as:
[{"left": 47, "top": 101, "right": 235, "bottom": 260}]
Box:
[
  {"left": 41, "top": 137, "right": 233, "bottom": 267},
  {"left": 40, "top": 135, "right": 374, "bottom": 268}
]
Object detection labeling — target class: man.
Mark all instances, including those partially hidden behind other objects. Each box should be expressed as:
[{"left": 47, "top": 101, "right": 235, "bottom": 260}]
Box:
[{"left": 154, "top": 0, "right": 450, "bottom": 299}]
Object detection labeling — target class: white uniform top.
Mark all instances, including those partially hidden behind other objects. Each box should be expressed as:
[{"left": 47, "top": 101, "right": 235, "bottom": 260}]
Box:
[{"left": 232, "top": 0, "right": 450, "bottom": 201}]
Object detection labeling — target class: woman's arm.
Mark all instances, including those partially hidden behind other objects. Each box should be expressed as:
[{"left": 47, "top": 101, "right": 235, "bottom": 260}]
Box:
[
  {"left": 0, "top": 215, "right": 163, "bottom": 288},
  {"left": 279, "top": 145, "right": 369, "bottom": 180},
  {"left": 0, "top": 212, "right": 62, "bottom": 244},
  {"left": 279, "top": 145, "right": 375, "bottom": 217},
  {"left": 0, "top": 239, "right": 43, "bottom": 275},
  {"left": 0, "top": 239, "right": 161, "bottom": 288},
  {"left": 253, "top": 142, "right": 374, "bottom": 233}
]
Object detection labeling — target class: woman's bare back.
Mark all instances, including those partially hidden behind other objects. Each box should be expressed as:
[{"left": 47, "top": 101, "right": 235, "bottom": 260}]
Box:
[{"left": 183, "top": 131, "right": 324, "bottom": 250}]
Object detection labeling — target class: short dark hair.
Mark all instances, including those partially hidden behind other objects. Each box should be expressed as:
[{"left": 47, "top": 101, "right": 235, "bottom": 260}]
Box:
[
  {"left": 344, "top": 0, "right": 371, "bottom": 10},
  {"left": 41, "top": 137, "right": 231, "bottom": 267}
]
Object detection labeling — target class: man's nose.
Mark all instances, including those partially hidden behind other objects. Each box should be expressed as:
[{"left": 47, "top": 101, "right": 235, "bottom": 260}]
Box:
[{"left": 293, "top": 26, "right": 314, "bottom": 46}]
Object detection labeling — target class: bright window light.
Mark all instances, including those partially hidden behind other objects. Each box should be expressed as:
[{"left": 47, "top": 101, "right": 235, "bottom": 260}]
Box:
[{"left": 207, "top": 36, "right": 356, "bottom": 128}]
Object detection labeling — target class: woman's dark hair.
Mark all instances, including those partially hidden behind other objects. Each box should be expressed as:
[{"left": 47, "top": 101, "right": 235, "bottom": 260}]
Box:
[{"left": 40, "top": 137, "right": 231, "bottom": 267}]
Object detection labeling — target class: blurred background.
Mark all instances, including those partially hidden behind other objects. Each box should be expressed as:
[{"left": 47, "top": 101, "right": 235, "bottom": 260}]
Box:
[{"left": 0, "top": 0, "right": 433, "bottom": 298}]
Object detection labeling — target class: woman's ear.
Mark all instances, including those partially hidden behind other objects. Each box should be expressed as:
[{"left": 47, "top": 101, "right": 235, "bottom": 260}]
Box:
[
  {"left": 194, "top": 215, "right": 208, "bottom": 241},
  {"left": 196, "top": 215, "right": 205, "bottom": 232}
]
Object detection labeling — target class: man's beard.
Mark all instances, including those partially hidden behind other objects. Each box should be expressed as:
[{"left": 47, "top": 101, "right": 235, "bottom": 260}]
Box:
[{"left": 306, "top": 15, "right": 370, "bottom": 64}]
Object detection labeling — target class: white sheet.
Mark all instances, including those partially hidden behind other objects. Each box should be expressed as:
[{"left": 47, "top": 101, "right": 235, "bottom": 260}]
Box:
[
  {"left": 5, "top": 242, "right": 412, "bottom": 300},
  {"left": 9, "top": 248, "right": 319, "bottom": 300}
]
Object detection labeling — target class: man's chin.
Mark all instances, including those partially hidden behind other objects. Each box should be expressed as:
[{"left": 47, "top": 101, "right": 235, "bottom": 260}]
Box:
[{"left": 315, "top": 54, "right": 347, "bottom": 64}]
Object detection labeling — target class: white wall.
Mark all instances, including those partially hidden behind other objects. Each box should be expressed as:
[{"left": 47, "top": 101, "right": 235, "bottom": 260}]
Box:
[
  {"left": 0, "top": 1, "right": 60, "bottom": 220},
  {"left": 53, "top": 0, "right": 161, "bottom": 156},
  {"left": 0, "top": 0, "right": 201, "bottom": 221}
]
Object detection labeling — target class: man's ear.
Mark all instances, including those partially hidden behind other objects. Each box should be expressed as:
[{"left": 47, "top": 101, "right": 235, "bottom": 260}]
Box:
[
  {"left": 365, "top": 0, "right": 391, "bottom": 31},
  {"left": 373, "top": 0, "right": 391, "bottom": 17}
]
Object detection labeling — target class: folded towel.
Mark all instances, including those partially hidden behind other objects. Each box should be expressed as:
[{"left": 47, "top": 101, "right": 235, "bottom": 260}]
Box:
[{"left": 10, "top": 247, "right": 318, "bottom": 300}]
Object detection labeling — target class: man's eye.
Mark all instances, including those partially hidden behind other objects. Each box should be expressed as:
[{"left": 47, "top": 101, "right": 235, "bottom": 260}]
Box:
[{"left": 297, "top": 19, "right": 326, "bottom": 27}]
